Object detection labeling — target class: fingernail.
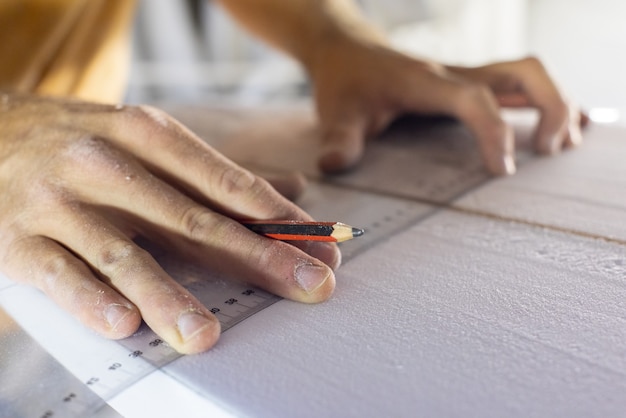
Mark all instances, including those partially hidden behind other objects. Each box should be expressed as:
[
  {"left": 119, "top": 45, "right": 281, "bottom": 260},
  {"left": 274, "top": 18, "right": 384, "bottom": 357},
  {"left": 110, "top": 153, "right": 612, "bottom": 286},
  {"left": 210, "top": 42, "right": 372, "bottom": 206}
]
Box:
[
  {"left": 105, "top": 303, "right": 132, "bottom": 330},
  {"left": 177, "top": 311, "right": 214, "bottom": 342},
  {"left": 295, "top": 264, "right": 331, "bottom": 293}
]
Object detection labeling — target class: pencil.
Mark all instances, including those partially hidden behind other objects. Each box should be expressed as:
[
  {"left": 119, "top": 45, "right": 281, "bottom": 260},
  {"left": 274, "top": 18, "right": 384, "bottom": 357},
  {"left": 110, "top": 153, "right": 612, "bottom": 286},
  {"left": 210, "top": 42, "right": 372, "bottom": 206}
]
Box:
[{"left": 243, "top": 220, "right": 365, "bottom": 242}]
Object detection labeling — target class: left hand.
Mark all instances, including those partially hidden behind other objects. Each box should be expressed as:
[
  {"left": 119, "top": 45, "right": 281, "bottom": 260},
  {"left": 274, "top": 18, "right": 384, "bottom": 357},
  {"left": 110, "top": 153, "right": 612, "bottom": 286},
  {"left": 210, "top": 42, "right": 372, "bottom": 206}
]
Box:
[
  {"left": 0, "top": 93, "right": 340, "bottom": 354},
  {"left": 308, "top": 36, "right": 585, "bottom": 175}
]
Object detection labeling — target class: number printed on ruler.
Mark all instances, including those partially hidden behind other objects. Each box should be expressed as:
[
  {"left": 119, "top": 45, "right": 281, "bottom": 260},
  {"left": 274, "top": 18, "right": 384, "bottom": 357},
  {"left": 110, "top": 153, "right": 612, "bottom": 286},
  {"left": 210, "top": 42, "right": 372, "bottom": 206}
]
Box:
[
  {"left": 0, "top": 248, "right": 282, "bottom": 418},
  {"left": 83, "top": 252, "right": 281, "bottom": 401}
]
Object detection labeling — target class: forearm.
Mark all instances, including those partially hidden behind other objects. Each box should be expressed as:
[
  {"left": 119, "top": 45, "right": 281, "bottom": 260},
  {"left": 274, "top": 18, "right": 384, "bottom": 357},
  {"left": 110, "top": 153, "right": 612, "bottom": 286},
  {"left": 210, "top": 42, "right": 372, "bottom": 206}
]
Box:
[{"left": 214, "top": 0, "right": 386, "bottom": 69}]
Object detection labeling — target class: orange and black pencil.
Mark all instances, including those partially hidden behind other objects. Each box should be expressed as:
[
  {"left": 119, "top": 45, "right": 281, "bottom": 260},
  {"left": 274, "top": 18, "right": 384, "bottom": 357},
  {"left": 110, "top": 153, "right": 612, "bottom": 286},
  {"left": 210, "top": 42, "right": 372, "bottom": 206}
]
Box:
[{"left": 243, "top": 220, "right": 364, "bottom": 242}]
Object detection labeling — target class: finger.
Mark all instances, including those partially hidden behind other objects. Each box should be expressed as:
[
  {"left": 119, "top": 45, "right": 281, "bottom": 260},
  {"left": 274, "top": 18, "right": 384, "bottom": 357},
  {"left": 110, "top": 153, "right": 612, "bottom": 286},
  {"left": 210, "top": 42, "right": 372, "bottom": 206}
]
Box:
[
  {"left": 48, "top": 108, "right": 342, "bottom": 270},
  {"left": 71, "top": 106, "right": 340, "bottom": 267},
  {"left": 533, "top": 101, "right": 568, "bottom": 155},
  {"left": 62, "top": 135, "right": 340, "bottom": 271},
  {"left": 112, "top": 178, "right": 339, "bottom": 301},
  {"left": 400, "top": 71, "right": 516, "bottom": 175},
  {"left": 33, "top": 204, "right": 222, "bottom": 354},
  {"left": 579, "top": 110, "right": 590, "bottom": 129},
  {"left": 564, "top": 103, "right": 583, "bottom": 149},
  {"left": 496, "top": 91, "right": 584, "bottom": 150},
  {"left": 508, "top": 58, "right": 570, "bottom": 154},
  {"left": 454, "top": 85, "right": 516, "bottom": 175},
  {"left": 54, "top": 143, "right": 338, "bottom": 301},
  {"left": 317, "top": 108, "right": 369, "bottom": 174},
  {"left": 452, "top": 58, "right": 573, "bottom": 155},
  {"left": 3, "top": 236, "right": 141, "bottom": 339},
  {"left": 63, "top": 105, "right": 306, "bottom": 221}
]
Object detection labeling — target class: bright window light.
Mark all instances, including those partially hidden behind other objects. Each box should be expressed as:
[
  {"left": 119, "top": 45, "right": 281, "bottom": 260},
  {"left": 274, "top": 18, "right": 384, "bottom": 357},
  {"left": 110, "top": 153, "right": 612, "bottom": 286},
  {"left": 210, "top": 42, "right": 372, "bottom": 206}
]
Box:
[{"left": 589, "top": 108, "right": 621, "bottom": 124}]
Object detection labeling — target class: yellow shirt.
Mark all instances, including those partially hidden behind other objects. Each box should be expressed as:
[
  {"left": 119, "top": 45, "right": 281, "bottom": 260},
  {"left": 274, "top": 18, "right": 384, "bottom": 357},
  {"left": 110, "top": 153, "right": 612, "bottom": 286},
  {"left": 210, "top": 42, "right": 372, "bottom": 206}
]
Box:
[{"left": 0, "top": 0, "right": 136, "bottom": 103}]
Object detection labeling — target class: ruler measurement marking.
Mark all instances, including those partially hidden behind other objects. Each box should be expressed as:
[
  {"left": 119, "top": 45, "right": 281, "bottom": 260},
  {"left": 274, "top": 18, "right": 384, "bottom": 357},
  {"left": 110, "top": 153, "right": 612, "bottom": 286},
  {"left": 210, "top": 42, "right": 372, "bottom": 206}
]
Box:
[
  {"left": 3, "top": 192, "right": 420, "bottom": 417},
  {"left": 28, "top": 277, "right": 280, "bottom": 418}
]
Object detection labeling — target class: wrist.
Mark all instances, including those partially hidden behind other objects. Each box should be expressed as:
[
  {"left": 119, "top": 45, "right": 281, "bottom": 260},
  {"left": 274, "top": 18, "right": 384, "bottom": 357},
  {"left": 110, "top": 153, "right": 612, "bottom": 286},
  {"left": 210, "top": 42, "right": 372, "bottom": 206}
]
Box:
[{"left": 291, "top": 0, "right": 389, "bottom": 72}]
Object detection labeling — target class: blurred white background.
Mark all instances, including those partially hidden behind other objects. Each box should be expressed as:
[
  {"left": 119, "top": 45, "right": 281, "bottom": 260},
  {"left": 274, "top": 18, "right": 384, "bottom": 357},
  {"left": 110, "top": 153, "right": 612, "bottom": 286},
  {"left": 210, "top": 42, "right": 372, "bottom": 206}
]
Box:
[
  {"left": 528, "top": 0, "right": 626, "bottom": 109},
  {"left": 128, "top": 0, "right": 626, "bottom": 111}
]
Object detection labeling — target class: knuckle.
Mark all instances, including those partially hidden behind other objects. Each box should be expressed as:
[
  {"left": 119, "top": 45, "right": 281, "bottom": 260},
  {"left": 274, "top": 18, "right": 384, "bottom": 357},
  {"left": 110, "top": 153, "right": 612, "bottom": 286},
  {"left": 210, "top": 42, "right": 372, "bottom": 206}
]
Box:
[
  {"left": 134, "top": 105, "right": 172, "bottom": 130},
  {"left": 9, "top": 179, "right": 76, "bottom": 234},
  {"left": 0, "top": 237, "right": 32, "bottom": 280},
  {"left": 97, "top": 239, "right": 145, "bottom": 273},
  {"left": 39, "top": 252, "right": 76, "bottom": 292},
  {"left": 213, "top": 165, "right": 259, "bottom": 197},
  {"left": 520, "top": 55, "right": 543, "bottom": 69},
  {"left": 0, "top": 186, "right": 74, "bottom": 259},
  {"left": 247, "top": 238, "right": 285, "bottom": 275},
  {"left": 454, "top": 82, "right": 498, "bottom": 116},
  {"left": 121, "top": 105, "right": 188, "bottom": 148},
  {"left": 458, "top": 82, "right": 492, "bottom": 105},
  {"left": 59, "top": 135, "right": 119, "bottom": 173},
  {"left": 413, "top": 59, "right": 445, "bottom": 76},
  {"left": 179, "top": 206, "right": 218, "bottom": 240},
  {"left": 126, "top": 105, "right": 181, "bottom": 142},
  {"left": 58, "top": 134, "right": 143, "bottom": 183},
  {"left": 38, "top": 252, "right": 111, "bottom": 317},
  {"left": 28, "top": 176, "right": 72, "bottom": 206}
]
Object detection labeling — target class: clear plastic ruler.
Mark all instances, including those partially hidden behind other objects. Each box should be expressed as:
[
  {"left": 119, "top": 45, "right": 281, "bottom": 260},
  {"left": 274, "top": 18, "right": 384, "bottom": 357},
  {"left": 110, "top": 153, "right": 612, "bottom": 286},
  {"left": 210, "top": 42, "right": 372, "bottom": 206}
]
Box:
[
  {"left": 0, "top": 182, "right": 442, "bottom": 418},
  {"left": 0, "top": 258, "right": 281, "bottom": 418}
]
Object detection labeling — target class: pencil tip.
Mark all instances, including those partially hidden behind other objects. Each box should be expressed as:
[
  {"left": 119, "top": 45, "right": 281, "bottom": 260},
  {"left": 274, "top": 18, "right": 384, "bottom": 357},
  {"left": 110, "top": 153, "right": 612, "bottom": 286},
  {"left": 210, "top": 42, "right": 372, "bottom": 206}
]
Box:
[{"left": 352, "top": 227, "right": 365, "bottom": 238}]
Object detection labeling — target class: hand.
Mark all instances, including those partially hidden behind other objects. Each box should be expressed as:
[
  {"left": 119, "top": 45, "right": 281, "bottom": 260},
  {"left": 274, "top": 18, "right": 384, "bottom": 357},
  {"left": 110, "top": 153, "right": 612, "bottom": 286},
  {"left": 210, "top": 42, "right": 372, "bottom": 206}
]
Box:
[
  {"left": 0, "top": 93, "right": 340, "bottom": 354},
  {"left": 309, "top": 36, "right": 585, "bottom": 175}
]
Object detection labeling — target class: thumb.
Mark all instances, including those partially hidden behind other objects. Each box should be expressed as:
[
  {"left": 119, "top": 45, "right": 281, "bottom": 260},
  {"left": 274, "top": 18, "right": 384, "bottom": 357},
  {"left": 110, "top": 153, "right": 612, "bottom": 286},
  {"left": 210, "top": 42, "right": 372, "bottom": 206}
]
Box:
[{"left": 317, "top": 113, "right": 368, "bottom": 174}]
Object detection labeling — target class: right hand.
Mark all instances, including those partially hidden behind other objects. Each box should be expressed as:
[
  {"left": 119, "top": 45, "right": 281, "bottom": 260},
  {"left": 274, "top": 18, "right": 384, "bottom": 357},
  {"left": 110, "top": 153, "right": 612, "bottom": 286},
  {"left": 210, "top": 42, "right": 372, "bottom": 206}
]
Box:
[
  {"left": 0, "top": 93, "right": 340, "bottom": 354},
  {"left": 308, "top": 37, "right": 585, "bottom": 175}
]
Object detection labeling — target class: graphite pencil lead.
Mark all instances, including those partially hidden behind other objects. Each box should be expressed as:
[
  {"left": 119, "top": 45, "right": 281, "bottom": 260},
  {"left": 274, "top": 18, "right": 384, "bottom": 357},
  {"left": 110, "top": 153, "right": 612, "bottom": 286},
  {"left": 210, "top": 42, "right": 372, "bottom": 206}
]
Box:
[{"left": 351, "top": 227, "right": 365, "bottom": 238}]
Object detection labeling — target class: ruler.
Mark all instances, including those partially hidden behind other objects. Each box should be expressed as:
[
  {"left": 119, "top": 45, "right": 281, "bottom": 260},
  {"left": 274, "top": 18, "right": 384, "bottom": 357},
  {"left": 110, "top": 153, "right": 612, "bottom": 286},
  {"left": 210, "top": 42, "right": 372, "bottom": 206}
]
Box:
[
  {"left": 0, "top": 182, "right": 441, "bottom": 418},
  {"left": 0, "top": 251, "right": 280, "bottom": 418},
  {"left": 82, "top": 279, "right": 281, "bottom": 403}
]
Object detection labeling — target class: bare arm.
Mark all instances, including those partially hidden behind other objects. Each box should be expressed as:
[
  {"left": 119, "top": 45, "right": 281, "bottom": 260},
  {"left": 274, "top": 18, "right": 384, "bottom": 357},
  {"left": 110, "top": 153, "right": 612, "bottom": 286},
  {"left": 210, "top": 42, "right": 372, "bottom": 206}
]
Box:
[
  {"left": 215, "top": 0, "right": 585, "bottom": 176},
  {"left": 215, "top": 0, "right": 385, "bottom": 68}
]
